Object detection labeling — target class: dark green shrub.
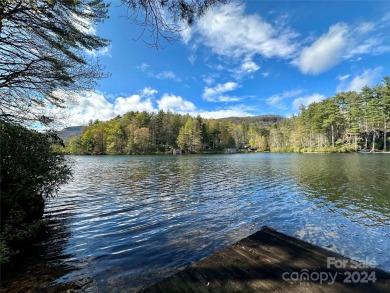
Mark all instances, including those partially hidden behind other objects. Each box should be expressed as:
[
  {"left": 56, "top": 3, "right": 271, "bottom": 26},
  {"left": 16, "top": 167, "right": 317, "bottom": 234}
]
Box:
[{"left": 0, "top": 122, "right": 72, "bottom": 264}]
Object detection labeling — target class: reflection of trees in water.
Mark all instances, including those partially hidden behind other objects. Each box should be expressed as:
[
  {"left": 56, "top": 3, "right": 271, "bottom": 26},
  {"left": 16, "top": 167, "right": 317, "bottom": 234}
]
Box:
[
  {"left": 1, "top": 214, "right": 91, "bottom": 292},
  {"left": 290, "top": 154, "right": 390, "bottom": 225}
]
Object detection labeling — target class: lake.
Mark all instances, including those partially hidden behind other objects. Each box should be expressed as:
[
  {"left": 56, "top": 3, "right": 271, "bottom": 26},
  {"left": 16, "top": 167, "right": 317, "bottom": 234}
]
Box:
[{"left": 4, "top": 153, "right": 390, "bottom": 292}]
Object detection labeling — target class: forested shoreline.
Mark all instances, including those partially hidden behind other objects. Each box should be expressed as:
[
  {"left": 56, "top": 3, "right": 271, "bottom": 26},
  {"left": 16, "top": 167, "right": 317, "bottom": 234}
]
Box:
[{"left": 62, "top": 78, "right": 390, "bottom": 155}]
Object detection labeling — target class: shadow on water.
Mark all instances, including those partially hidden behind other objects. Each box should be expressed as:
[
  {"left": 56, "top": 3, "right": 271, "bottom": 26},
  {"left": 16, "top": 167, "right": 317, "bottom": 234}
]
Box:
[{"left": 0, "top": 214, "right": 90, "bottom": 292}]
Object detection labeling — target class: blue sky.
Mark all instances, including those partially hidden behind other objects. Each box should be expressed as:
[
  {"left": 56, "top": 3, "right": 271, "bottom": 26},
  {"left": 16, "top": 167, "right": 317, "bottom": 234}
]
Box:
[{"left": 64, "top": 0, "right": 390, "bottom": 125}]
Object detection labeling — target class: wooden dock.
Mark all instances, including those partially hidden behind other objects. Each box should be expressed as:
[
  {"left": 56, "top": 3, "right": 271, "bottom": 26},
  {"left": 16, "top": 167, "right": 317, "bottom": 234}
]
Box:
[{"left": 143, "top": 226, "right": 390, "bottom": 292}]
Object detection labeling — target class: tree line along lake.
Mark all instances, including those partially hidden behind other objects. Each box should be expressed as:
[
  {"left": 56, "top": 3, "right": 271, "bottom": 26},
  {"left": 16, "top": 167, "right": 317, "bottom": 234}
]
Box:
[{"left": 3, "top": 153, "right": 390, "bottom": 292}]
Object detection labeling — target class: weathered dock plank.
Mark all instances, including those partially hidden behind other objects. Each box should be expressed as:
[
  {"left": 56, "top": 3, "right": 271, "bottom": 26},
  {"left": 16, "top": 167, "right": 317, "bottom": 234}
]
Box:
[{"left": 143, "top": 226, "right": 390, "bottom": 292}]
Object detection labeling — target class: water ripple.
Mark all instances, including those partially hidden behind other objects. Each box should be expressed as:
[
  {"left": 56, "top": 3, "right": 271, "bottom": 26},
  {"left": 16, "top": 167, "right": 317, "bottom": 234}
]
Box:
[{"left": 26, "top": 154, "right": 388, "bottom": 291}]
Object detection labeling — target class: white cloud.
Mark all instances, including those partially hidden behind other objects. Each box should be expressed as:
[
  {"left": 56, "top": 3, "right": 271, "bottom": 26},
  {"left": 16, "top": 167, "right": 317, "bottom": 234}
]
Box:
[
  {"left": 156, "top": 94, "right": 254, "bottom": 118},
  {"left": 71, "top": 12, "right": 97, "bottom": 35},
  {"left": 157, "top": 94, "right": 196, "bottom": 112},
  {"left": 188, "top": 54, "right": 196, "bottom": 64},
  {"left": 337, "top": 74, "right": 350, "bottom": 81},
  {"left": 356, "top": 22, "right": 375, "bottom": 34},
  {"left": 232, "top": 61, "right": 261, "bottom": 79},
  {"left": 267, "top": 89, "right": 303, "bottom": 107},
  {"left": 345, "top": 37, "right": 385, "bottom": 58},
  {"left": 53, "top": 87, "right": 259, "bottom": 126},
  {"left": 86, "top": 45, "right": 111, "bottom": 57},
  {"left": 205, "top": 81, "right": 238, "bottom": 96},
  {"left": 213, "top": 95, "right": 241, "bottom": 102},
  {"left": 294, "top": 17, "right": 390, "bottom": 75},
  {"left": 240, "top": 61, "right": 260, "bottom": 73},
  {"left": 66, "top": 91, "right": 116, "bottom": 125},
  {"left": 197, "top": 109, "right": 253, "bottom": 119},
  {"left": 70, "top": 12, "right": 111, "bottom": 58},
  {"left": 203, "top": 76, "right": 215, "bottom": 85},
  {"left": 337, "top": 67, "right": 382, "bottom": 92},
  {"left": 141, "top": 87, "right": 158, "bottom": 97},
  {"left": 155, "top": 71, "right": 181, "bottom": 82},
  {"left": 292, "top": 94, "right": 326, "bottom": 110},
  {"left": 203, "top": 81, "right": 240, "bottom": 102},
  {"left": 180, "top": 25, "right": 193, "bottom": 44},
  {"left": 214, "top": 65, "right": 225, "bottom": 71},
  {"left": 138, "top": 65, "right": 182, "bottom": 82},
  {"left": 295, "top": 23, "right": 349, "bottom": 75},
  {"left": 184, "top": 5, "right": 389, "bottom": 76},
  {"left": 351, "top": 57, "right": 363, "bottom": 62},
  {"left": 187, "top": 3, "right": 298, "bottom": 60},
  {"left": 113, "top": 95, "right": 155, "bottom": 114},
  {"left": 138, "top": 63, "right": 150, "bottom": 72},
  {"left": 58, "top": 88, "right": 158, "bottom": 125}
]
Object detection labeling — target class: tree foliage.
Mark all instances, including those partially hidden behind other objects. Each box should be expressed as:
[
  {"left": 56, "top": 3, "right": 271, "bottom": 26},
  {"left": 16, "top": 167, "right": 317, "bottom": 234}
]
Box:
[
  {"left": 267, "top": 77, "right": 390, "bottom": 152},
  {"left": 0, "top": 0, "right": 109, "bottom": 126},
  {"left": 63, "top": 112, "right": 277, "bottom": 154},
  {"left": 177, "top": 116, "right": 202, "bottom": 152},
  {"left": 0, "top": 122, "right": 72, "bottom": 264},
  {"left": 0, "top": 0, "right": 108, "bottom": 263},
  {"left": 134, "top": 127, "right": 151, "bottom": 153}
]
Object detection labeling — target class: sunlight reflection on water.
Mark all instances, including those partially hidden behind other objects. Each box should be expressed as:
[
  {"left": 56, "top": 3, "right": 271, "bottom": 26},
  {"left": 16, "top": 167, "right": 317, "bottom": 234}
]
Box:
[{"left": 37, "top": 153, "right": 390, "bottom": 291}]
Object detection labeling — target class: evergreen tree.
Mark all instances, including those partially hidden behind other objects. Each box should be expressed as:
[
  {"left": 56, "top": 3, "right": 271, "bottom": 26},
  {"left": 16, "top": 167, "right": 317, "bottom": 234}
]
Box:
[
  {"left": 0, "top": 0, "right": 109, "bottom": 126},
  {"left": 177, "top": 117, "right": 202, "bottom": 152},
  {"left": 380, "top": 77, "right": 390, "bottom": 151}
]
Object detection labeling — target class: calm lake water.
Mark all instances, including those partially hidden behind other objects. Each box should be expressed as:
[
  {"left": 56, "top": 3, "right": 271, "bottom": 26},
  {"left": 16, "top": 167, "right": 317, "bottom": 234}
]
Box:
[{"left": 4, "top": 153, "right": 390, "bottom": 292}]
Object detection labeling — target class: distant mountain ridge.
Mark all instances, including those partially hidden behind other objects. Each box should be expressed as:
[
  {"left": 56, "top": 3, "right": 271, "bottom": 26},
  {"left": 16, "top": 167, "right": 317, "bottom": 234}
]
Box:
[
  {"left": 218, "top": 114, "right": 284, "bottom": 124},
  {"left": 56, "top": 126, "right": 84, "bottom": 140}
]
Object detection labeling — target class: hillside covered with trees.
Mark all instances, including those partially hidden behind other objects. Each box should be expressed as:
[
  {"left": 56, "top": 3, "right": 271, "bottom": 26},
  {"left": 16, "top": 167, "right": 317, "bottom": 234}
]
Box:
[
  {"left": 62, "top": 113, "right": 281, "bottom": 154},
  {"left": 63, "top": 78, "right": 390, "bottom": 155}
]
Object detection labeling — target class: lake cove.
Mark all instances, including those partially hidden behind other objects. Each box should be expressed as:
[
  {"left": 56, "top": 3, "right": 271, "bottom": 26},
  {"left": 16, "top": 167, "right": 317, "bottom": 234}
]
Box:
[{"left": 2, "top": 153, "right": 389, "bottom": 292}]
